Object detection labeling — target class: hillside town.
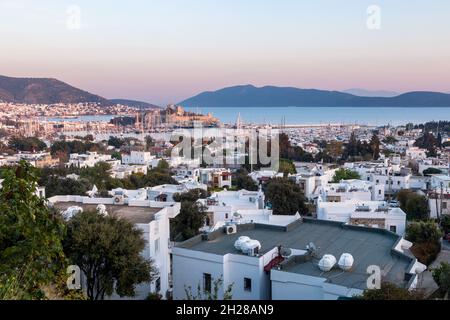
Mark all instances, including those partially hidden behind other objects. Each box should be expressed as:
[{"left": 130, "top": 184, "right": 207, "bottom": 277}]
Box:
[{"left": 1, "top": 106, "right": 450, "bottom": 301}]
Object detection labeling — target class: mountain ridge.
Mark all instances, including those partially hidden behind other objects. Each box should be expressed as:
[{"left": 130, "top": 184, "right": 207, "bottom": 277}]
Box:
[
  {"left": 179, "top": 84, "right": 450, "bottom": 108},
  {"left": 0, "top": 75, "right": 159, "bottom": 107},
  {"left": 0, "top": 75, "right": 107, "bottom": 104}
]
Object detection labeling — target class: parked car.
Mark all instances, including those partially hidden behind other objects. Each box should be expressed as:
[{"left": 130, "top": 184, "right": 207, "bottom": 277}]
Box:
[{"left": 388, "top": 200, "right": 400, "bottom": 208}]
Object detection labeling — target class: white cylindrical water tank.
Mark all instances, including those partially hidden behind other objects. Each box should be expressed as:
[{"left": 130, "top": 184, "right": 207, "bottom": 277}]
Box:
[
  {"left": 234, "top": 236, "right": 251, "bottom": 251},
  {"left": 241, "top": 239, "right": 261, "bottom": 255},
  {"left": 63, "top": 206, "right": 83, "bottom": 220},
  {"left": 318, "top": 254, "right": 337, "bottom": 272},
  {"left": 338, "top": 253, "right": 354, "bottom": 271}
]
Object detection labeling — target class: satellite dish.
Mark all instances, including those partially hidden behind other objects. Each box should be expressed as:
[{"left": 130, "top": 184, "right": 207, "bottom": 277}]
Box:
[
  {"left": 307, "top": 242, "right": 317, "bottom": 252},
  {"left": 280, "top": 247, "right": 292, "bottom": 258}
]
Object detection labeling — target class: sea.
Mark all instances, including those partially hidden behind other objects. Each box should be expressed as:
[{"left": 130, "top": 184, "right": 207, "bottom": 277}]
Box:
[
  {"left": 45, "top": 107, "right": 450, "bottom": 126},
  {"left": 185, "top": 106, "right": 450, "bottom": 126}
]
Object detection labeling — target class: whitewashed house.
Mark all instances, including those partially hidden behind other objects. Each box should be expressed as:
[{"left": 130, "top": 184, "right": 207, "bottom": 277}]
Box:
[
  {"left": 49, "top": 194, "right": 181, "bottom": 300},
  {"left": 122, "top": 151, "right": 155, "bottom": 166},
  {"left": 317, "top": 198, "right": 406, "bottom": 235},
  {"left": 172, "top": 219, "right": 424, "bottom": 300}
]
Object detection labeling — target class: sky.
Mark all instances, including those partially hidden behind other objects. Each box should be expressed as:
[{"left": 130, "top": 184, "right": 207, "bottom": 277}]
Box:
[{"left": 1, "top": 0, "right": 450, "bottom": 105}]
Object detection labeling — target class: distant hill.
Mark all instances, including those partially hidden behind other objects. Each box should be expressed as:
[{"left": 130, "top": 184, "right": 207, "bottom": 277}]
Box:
[
  {"left": 342, "top": 88, "right": 399, "bottom": 98},
  {"left": 109, "top": 99, "right": 161, "bottom": 109},
  {"left": 179, "top": 85, "right": 450, "bottom": 108},
  {"left": 0, "top": 75, "right": 107, "bottom": 104}
]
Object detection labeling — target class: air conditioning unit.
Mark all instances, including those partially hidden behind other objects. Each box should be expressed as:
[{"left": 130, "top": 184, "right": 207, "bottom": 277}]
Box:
[
  {"left": 226, "top": 224, "right": 237, "bottom": 235},
  {"left": 113, "top": 195, "right": 124, "bottom": 205}
]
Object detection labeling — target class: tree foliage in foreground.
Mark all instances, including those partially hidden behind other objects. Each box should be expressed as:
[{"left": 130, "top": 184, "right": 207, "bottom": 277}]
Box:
[
  {"left": 406, "top": 220, "right": 442, "bottom": 265},
  {"left": 63, "top": 211, "right": 155, "bottom": 300},
  {"left": 432, "top": 262, "right": 450, "bottom": 299},
  {"left": 0, "top": 161, "right": 65, "bottom": 299}
]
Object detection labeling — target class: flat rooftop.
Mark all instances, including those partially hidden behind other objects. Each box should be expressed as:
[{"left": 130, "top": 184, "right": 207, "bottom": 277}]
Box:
[
  {"left": 177, "top": 219, "right": 414, "bottom": 289},
  {"left": 53, "top": 202, "right": 160, "bottom": 224}
]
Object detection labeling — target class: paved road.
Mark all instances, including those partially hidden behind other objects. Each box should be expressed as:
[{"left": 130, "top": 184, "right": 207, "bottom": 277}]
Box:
[{"left": 442, "top": 240, "right": 450, "bottom": 251}]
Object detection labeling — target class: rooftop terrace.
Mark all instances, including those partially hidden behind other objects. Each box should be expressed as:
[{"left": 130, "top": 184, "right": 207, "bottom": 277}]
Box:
[
  {"left": 53, "top": 202, "right": 160, "bottom": 224},
  {"left": 177, "top": 218, "right": 415, "bottom": 289}
]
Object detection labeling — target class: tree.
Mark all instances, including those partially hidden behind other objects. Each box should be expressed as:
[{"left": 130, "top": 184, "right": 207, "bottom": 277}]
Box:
[
  {"left": 265, "top": 178, "right": 307, "bottom": 215},
  {"left": 441, "top": 215, "right": 450, "bottom": 235},
  {"left": 111, "top": 151, "right": 122, "bottom": 161},
  {"left": 406, "top": 220, "right": 442, "bottom": 244},
  {"left": 437, "top": 132, "right": 443, "bottom": 149},
  {"left": 432, "top": 262, "right": 450, "bottom": 299},
  {"left": 369, "top": 134, "right": 380, "bottom": 160},
  {"left": 382, "top": 136, "right": 398, "bottom": 145},
  {"left": 404, "top": 194, "right": 429, "bottom": 221},
  {"left": 171, "top": 201, "right": 207, "bottom": 241},
  {"left": 43, "top": 177, "right": 92, "bottom": 198},
  {"left": 414, "top": 132, "right": 438, "bottom": 157},
  {"left": 63, "top": 211, "right": 155, "bottom": 300},
  {"left": 325, "top": 141, "right": 344, "bottom": 160},
  {"left": 173, "top": 188, "right": 209, "bottom": 202},
  {"left": 396, "top": 190, "right": 429, "bottom": 220},
  {"left": 406, "top": 220, "right": 442, "bottom": 265},
  {"left": 107, "top": 136, "right": 126, "bottom": 149},
  {"left": 332, "top": 168, "right": 360, "bottom": 183},
  {"left": 145, "top": 136, "right": 155, "bottom": 151},
  {"left": 0, "top": 161, "right": 65, "bottom": 299},
  {"left": 234, "top": 169, "right": 258, "bottom": 191},
  {"left": 423, "top": 167, "right": 442, "bottom": 176},
  {"left": 278, "top": 159, "right": 296, "bottom": 177},
  {"left": 8, "top": 136, "right": 47, "bottom": 152},
  {"left": 359, "top": 282, "right": 424, "bottom": 300}
]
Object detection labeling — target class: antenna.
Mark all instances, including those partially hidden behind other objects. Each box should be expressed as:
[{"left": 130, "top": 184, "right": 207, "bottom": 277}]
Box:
[{"left": 306, "top": 242, "right": 317, "bottom": 253}]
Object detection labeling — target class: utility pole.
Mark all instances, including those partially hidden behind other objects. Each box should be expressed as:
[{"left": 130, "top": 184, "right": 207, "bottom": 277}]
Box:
[
  {"left": 439, "top": 181, "right": 444, "bottom": 222},
  {"left": 435, "top": 186, "right": 439, "bottom": 221}
]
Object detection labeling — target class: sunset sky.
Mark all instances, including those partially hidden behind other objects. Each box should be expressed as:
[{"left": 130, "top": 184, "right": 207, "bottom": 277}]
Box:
[{"left": 1, "top": 0, "right": 449, "bottom": 105}]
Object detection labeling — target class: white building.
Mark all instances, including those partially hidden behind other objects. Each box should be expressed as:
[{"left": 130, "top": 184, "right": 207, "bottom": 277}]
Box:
[
  {"left": 405, "top": 147, "right": 427, "bottom": 160},
  {"left": 317, "top": 199, "right": 406, "bottom": 235},
  {"left": 110, "top": 164, "right": 148, "bottom": 179},
  {"left": 418, "top": 158, "right": 449, "bottom": 175},
  {"left": 430, "top": 174, "right": 450, "bottom": 189},
  {"left": 172, "top": 219, "right": 424, "bottom": 300},
  {"left": 49, "top": 194, "right": 180, "bottom": 300},
  {"left": 173, "top": 166, "right": 200, "bottom": 182},
  {"left": 290, "top": 164, "right": 338, "bottom": 199},
  {"left": 428, "top": 188, "right": 450, "bottom": 218},
  {"left": 122, "top": 151, "right": 154, "bottom": 166},
  {"left": 199, "top": 168, "right": 232, "bottom": 189},
  {"left": 67, "top": 152, "right": 119, "bottom": 168},
  {"left": 314, "top": 179, "right": 385, "bottom": 203},
  {"left": 147, "top": 182, "right": 207, "bottom": 202},
  {"left": 249, "top": 170, "right": 283, "bottom": 185}
]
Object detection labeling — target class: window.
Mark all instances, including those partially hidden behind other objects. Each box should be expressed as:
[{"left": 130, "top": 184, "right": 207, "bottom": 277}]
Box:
[
  {"left": 225, "top": 213, "right": 229, "bottom": 219},
  {"left": 378, "top": 190, "right": 382, "bottom": 195},
  {"left": 154, "top": 238, "right": 160, "bottom": 254},
  {"left": 443, "top": 202, "right": 448, "bottom": 209},
  {"left": 203, "top": 273, "right": 212, "bottom": 293},
  {"left": 376, "top": 180, "right": 379, "bottom": 184},
  {"left": 155, "top": 277, "right": 161, "bottom": 292},
  {"left": 397, "top": 181, "right": 401, "bottom": 185},
  {"left": 244, "top": 278, "right": 252, "bottom": 292},
  {"left": 390, "top": 226, "right": 397, "bottom": 233}
]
